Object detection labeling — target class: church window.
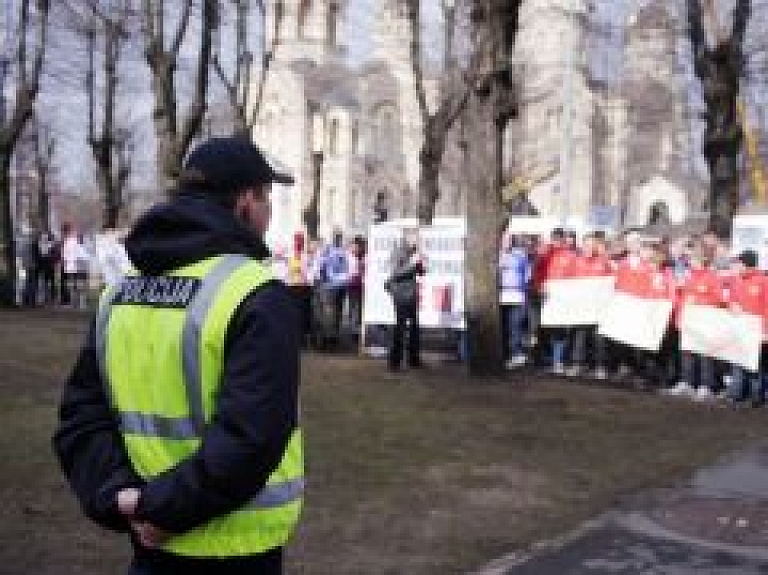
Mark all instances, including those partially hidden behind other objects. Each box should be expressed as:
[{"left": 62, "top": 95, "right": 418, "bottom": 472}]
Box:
[
  {"left": 274, "top": 1, "right": 284, "bottom": 44},
  {"left": 351, "top": 120, "right": 360, "bottom": 155},
  {"left": 327, "top": 188, "right": 337, "bottom": 227},
  {"left": 374, "top": 190, "right": 390, "bottom": 223},
  {"left": 329, "top": 119, "right": 340, "bottom": 155},
  {"left": 298, "top": 0, "right": 310, "bottom": 39},
  {"left": 327, "top": 2, "right": 340, "bottom": 47},
  {"left": 373, "top": 104, "right": 399, "bottom": 162},
  {"left": 648, "top": 201, "right": 670, "bottom": 226},
  {"left": 349, "top": 189, "right": 360, "bottom": 226}
]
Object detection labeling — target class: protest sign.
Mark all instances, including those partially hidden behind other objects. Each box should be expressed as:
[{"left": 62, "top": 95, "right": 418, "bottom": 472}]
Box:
[
  {"left": 362, "top": 218, "right": 466, "bottom": 330},
  {"left": 680, "top": 304, "right": 762, "bottom": 372},
  {"left": 598, "top": 292, "right": 673, "bottom": 352},
  {"left": 540, "top": 277, "right": 615, "bottom": 327}
]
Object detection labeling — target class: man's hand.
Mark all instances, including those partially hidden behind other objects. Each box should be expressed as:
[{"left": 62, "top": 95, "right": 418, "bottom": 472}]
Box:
[
  {"left": 117, "top": 487, "right": 141, "bottom": 519},
  {"left": 131, "top": 521, "right": 173, "bottom": 549}
]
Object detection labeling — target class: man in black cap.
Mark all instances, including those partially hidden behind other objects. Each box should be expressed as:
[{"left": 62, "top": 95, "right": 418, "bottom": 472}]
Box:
[{"left": 54, "top": 136, "right": 303, "bottom": 574}]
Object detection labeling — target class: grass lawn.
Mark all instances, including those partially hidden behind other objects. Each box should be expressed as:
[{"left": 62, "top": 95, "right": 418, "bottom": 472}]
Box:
[{"left": 0, "top": 309, "right": 765, "bottom": 574}]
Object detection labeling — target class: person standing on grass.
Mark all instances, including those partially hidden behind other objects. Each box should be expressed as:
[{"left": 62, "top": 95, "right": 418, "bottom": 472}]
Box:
[
  {"left": 386, "top": 237, "right": 426, "bottom": 371},
  {"left": 498, "top": 233, "right": 531, "bottom": 369},
  {"left": 53, "top": 136, "right": 304, "bottom": 575}
]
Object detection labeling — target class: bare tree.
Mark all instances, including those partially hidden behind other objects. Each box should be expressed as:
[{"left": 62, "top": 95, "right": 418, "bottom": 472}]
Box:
[
  {"left": 459, "top": 0, "right": 519, "bottom": 376},
  {"left": 141, "top": 0, "right": 219, "bottom": 192},
  {"left": 31, "top": 120, "right": 56, "bottom": 233},
  {"left": 212, "top": 0, "right": 281, "bottom": 136},
  {"left": 686, "top": 0, "right": 751, "bottom": 237},
  {"left": 72, "top": 0, "right": 137, "bottom": 228},
  {"left": 0, "top": 0, "right": 51, "bottom": 302},
  {"left": 404, "top": 0, "right": 472, "bottom": 224}
]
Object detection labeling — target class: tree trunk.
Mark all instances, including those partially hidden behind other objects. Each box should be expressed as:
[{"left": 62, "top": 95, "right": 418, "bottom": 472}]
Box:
[
  {"left": 464, "top": 90, "right": 504, "bottom": 376},
  {"left": 417, "top": 139, "right": 442, "bottom": 224},
  {"left": 0, "top": 150, "right": 17, "bottom": 304}
]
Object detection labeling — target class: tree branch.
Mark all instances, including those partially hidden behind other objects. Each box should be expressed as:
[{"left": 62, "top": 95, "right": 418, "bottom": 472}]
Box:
[
  {"left": 179, "top": 0, "right": 216, "bottom": 157},
  {"left": 405, "top": 0, "right": 430, "bottom": 122},
  {"left": 170, "top": 0, "right": 194, "bottom": 58}
]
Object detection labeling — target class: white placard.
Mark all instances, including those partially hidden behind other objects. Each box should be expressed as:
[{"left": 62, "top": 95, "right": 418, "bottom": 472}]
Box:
[
  {"left": 362, "top": 219, "right": 466, "bottom": 330},
  {"left": 598, "top": 292, "right": 673, "bottom": 352},
  {"left": 540, "top": 277, "right": 615, "bottom": 327},
  {"left": 680, "top": 304, "right": 763, "bottom": 372}
]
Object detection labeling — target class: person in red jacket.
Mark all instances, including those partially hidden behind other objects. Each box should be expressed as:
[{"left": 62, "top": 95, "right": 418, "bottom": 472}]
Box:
[
  {"left": 566, "top": 233, "right": 614, "bottom": 378},
  {"left": 536, "top": 228, "right": 577, "bottom": 373},
  {"left": 723, "top": 250, "right": 767, "bottom": 406},
  {"left": 669, "top": 250, "right": 724, "bottom": 399}
]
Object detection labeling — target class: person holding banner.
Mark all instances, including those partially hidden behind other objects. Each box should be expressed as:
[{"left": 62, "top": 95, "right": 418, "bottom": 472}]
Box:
[
  {"left": 536, "top": 228, "right": 576, "bottom": 374},
  {"left": 499, "top": 234, "right": 532, "bottom": 368},
  {"left": 723, "top": 250, "right": 768, "bottom": 407},
  {"left": 566, "top": 233, "right": 614, "bottom": 379},
  {"left": 671, "top": 250, "right": 724, "bottom": 399}
]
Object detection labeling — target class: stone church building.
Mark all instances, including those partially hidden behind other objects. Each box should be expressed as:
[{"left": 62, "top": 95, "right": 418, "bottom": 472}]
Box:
[
  {"left": 253, "top": 0, "right": 463, "bottom": 248},
  {"left": 507, "top": 0, "right": 708, "bottom": 229},
  {"left": 254, "top": 0, "right": 709, "bottom": 246}
]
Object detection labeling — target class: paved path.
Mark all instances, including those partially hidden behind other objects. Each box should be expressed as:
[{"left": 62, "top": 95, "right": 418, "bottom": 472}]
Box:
[{"left": 478, "top": 445, "right": 768, "bottom": 575}]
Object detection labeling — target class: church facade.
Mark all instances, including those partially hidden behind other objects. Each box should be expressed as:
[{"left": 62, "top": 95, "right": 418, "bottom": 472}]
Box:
[
  {"left": 252, "top": 0, "right": 462, "bottom": 248},
  {"left": 254, "top": 0, "right": 710, "bottom": 246}
]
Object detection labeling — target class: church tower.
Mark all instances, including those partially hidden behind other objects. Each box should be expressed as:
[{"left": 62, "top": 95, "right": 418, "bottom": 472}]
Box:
[
  {"left": 268, "top": 0, "right": 347, "bottom": 65},
  {"left": 372, "top": 0, "right": 411, "bottom": 71},
  {"left": 509, "top": 0, "right": 595, "bottom": 219}
]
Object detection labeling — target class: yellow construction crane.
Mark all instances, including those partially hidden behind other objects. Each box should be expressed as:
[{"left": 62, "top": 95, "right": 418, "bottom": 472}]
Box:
[{"left": 701, "top": 0, "right": 767, "bottom": 204}]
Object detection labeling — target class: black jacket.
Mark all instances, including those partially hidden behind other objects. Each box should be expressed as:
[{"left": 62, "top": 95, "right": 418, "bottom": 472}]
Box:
[{"left": 53, "top": 194, "right": 300, "bottom": 571}]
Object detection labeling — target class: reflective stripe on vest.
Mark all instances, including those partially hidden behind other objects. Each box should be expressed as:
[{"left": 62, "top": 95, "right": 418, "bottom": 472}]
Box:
[{"left": 96, "top": 255, "right": 303, "bottom": 557}]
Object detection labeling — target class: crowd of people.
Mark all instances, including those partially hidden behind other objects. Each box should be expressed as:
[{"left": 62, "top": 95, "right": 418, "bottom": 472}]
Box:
[
  {"left": 270, "top": 230, "right": 367, "bottom": 349},
  {"left": 19, "top": 223, "right": 93, "bottom": 308},
  {"left": 499, "top": 227, "right": 768, "bottom": 407},
  {"left": 23, "top": 211, "right": 768, "bottom": 409}
]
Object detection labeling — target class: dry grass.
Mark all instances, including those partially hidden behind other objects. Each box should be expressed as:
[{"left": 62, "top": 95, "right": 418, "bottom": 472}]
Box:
[{"left": 0, "top": 310, "right": 765, "bottom": 574}]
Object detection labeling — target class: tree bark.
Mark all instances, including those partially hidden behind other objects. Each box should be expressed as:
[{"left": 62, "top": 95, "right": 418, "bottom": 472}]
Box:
[
  {"left": 686, "top": 0, "right": 751, "bottom": 237},
  {"left": 464, "top": 88, "right": 505, "bottom": 376}
]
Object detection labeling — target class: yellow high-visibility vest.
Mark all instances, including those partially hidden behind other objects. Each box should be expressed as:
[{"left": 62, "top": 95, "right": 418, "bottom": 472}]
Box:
[{"left": 96, "top": 255, "right": 303, "bottom": 557}]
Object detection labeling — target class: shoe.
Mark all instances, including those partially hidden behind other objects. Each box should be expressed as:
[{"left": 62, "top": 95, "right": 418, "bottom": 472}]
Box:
[
  {"left": 506, "top": 354, "right": 527, "bottom": 368},
  {"left": 388, "top": 363, "right": 401, "bottom": 372},
  {"left": 408, "top": 361, "right": 426, "bottom": 369},
  {"left": 751, "top": 398, "right": 766, "bottom": 408},
  {"left": 594, "top": 367, "right": 608, "bottom": 381},
  {"left": 565, "top": 365, "right": 582, "bottom": 378},
  {"left": 616, "top": 364, "right": 632, "bottom": 380},
  {"left": 662, "top": 381, "right": 694, "bottom": 397},
  {"left": 694, "top": 387, "right": 714, "bottom": 401},
  {"left": 552, "top": 363, "right": 565, "bottom": 376}
]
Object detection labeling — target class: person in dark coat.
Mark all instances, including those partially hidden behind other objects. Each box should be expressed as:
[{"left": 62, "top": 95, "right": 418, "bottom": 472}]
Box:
[
  {"left": 53, "top": 137, "right": 301, "bottom": 575},
  {"left": 385, "top": 238, "right": 425, "bottom": 371}
]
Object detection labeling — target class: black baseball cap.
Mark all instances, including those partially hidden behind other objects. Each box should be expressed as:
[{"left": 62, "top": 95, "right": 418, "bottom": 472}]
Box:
[{"left": 179, "top": 136, "right": 294, "bottom": 195}]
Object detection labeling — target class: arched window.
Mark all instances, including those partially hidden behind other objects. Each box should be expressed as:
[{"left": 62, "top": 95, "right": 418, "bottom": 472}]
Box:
[
  {"left": 372, "top": 104, "right": 399, "bottom": 161},
  {"left": 329, "top": 119, "right": 339, "bottom": 156},
  {"left": 374, "top": 189, "right": 390, "bottom": 223},
  {"left": 648, "top": 201, "right": 670, "bottom": 226},
  {"left": 351, "top": 120, "right": 360, "bottom": 155},
  {"left": 349, "top": 189, "right": 360, "bottom": 226},
  {"left": 327, "top": 2, "right": 339, "bottom": 47}
]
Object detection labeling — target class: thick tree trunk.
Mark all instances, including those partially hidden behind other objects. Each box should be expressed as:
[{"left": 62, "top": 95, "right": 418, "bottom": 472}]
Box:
[
  {"left": 0, "top": 151, "right": 17, "bottom": 304},
  {"left": 464, "top": 91, "right": 504, "bottom": 376}
]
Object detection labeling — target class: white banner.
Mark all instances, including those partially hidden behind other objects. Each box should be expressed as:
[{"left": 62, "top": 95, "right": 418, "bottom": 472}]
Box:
[
  {"left": 540, "top": 277, "right": 615, "bottom": 327},
  {"left": 362, "top": 219, "right": 466, "bottom": 330},
  {"left": 680, "top": 304, "right": 763, "bottom": 372},
  {"left": 598, "top": 292, "right": 673, "bottom": 352}
]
